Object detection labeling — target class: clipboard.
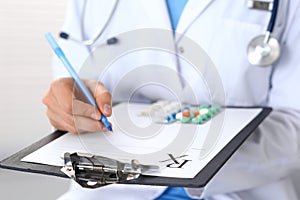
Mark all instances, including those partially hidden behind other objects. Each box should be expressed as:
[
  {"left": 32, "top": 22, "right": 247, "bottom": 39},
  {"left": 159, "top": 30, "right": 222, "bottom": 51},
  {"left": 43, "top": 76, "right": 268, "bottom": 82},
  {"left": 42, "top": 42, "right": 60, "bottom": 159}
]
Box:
[{"left": 0, "top": 107, "right": 271, "bottom": 188}]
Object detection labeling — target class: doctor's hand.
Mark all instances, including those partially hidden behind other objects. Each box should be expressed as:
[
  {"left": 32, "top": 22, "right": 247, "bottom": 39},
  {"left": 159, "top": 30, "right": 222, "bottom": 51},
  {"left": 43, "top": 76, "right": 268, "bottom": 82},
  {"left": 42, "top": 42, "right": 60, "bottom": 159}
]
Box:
[{"left": 42, "top": 78, "right": 112, "bottom": 134}]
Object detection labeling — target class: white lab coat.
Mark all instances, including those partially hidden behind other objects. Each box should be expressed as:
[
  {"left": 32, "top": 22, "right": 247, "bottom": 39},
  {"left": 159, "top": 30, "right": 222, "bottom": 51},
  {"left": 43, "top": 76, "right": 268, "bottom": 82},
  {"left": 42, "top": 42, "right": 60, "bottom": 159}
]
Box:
[{"left": 53, "top": 0, "right": 300, "bottom": 199}]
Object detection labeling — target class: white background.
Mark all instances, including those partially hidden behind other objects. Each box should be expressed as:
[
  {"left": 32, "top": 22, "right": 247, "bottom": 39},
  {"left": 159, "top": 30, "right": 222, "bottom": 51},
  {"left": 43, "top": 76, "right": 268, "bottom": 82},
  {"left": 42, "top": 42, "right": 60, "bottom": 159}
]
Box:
[{"left": 0, "top": 0, "right": 69, "bottom": 199}]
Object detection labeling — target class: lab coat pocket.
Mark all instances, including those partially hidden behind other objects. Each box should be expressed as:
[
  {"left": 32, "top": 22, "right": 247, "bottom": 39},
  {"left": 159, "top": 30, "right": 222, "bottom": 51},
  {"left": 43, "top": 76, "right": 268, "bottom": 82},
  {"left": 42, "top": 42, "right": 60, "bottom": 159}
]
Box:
[{"left": 209, "top": 19, "right": 272, "bottom": 106}]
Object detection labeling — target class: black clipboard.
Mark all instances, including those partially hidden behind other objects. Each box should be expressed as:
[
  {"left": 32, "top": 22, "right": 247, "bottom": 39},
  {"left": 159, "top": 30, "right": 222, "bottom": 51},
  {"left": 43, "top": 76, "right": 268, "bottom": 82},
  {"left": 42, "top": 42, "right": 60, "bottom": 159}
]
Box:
[{"left": 0, "top": 107, "right": 271, "bottom": 188}]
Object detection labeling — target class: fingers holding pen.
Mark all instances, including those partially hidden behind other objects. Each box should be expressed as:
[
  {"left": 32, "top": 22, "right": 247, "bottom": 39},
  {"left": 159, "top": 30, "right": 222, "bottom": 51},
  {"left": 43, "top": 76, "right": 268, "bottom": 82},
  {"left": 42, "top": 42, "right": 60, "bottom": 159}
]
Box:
[
  {"left": 46, "top": 108, "right": 78, "bottom": 134},
  {"left": 85, "top": 80, "right": 113, "bottom": 117},
  {"left": 44, "top": 36, "right": 112, "bottom": 134},
  {"left": 42, "top": 78, "right": 111, "bottom": 134},
  {"left": 45, "top": 78, "right": 103, "bottom": 119},
  {"left": 47, "top": 108, "right": 104, "bottom": 134},
  {"left": 96, "top": 91, "right": 112, "bottom": 117},
  {"left": 72, "top": 99, "right": 102, "bottom": 120},
  {"left": 44, "top": 99, "right": 106, "bottom": 133}
]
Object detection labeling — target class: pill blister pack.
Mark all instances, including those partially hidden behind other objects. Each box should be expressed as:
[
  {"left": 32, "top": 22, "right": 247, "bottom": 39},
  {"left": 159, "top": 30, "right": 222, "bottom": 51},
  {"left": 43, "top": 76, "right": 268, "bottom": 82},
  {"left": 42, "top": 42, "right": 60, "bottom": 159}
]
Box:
[{"left": 139, "top": 101, "right": 221, "bottom": 124}]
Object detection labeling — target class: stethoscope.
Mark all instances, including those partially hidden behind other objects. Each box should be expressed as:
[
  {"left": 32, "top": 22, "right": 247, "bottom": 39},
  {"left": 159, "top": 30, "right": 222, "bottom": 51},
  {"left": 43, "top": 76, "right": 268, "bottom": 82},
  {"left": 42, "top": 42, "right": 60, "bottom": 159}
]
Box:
[
  {"left": 59, "top": 0, "right": 281, "bottom": 67},
  {"left": 247, "top": 0, "right": 281, "bottom": 66},
  {"left": 59, "top": 0, "right": 120, "bottom": 47}
]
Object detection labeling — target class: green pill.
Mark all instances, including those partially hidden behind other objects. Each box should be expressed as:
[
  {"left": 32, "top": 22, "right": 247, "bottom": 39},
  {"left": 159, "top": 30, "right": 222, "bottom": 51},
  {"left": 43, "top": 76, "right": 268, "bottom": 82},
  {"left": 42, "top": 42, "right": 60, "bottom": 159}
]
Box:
[
  {"left": 180, "top": 117, "right": 191, "bottom": 123},
  {"left": 192, "top": 117, "right": 202, "bottom": 124},
  {"left": 199, "top": 114, "right": 207, "bottom": 121},
  {"left": 206, "top": 111, "right": 213, "bottom": 118},
  {"left": 210, "top": 106, "right": 221, "bottom": 114},
  {"left": 210, "top": 107, "right": 217, "bottom": 114},
  {"left": 214, "top": 106, "right": 221, "bottom": 112}
]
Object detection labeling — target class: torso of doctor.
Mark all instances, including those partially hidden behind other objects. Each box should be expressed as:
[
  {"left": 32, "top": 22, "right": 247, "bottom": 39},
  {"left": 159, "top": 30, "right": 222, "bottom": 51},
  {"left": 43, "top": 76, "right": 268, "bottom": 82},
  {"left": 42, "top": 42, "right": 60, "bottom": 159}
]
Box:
[{"left": 51, "top": 0, "right": 300, "bottom": 200}]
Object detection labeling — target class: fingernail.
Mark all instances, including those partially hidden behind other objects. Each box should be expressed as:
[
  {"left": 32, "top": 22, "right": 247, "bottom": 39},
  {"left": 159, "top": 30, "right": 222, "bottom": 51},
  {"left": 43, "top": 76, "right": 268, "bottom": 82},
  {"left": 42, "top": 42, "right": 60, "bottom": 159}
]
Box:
[
  {"left": 91, "top": 113, "right": 99, "bottom": 120},
  {"left": 102, "top": 127, "right": 109, "bottom": 132},
  {"left": 104, "top": 104, "right": 112, "bottom": 115}
]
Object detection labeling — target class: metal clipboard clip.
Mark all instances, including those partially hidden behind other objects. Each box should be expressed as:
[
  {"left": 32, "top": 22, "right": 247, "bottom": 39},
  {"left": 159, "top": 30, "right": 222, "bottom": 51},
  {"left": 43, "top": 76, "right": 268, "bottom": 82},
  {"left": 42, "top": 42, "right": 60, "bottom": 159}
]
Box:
[{"left": 61, "top": 152, "right": 159, "bottom": 189}]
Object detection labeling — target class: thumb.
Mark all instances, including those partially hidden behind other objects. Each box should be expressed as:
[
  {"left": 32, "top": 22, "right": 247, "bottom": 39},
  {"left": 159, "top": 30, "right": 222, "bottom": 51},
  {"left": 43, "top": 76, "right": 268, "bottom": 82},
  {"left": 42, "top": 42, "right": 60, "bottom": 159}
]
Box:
[
  {"left": 86, "top": 80, "right": 112, "bottom": 117},
  {"left": 96, "top": 90, "right": 112, "bottom": 117}
]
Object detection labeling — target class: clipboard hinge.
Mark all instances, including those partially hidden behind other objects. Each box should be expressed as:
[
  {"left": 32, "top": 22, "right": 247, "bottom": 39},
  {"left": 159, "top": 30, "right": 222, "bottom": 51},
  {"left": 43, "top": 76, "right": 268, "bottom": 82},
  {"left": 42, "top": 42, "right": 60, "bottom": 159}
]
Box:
[{"left": 61, "top": 152, "right": 158, "bottom": 189}]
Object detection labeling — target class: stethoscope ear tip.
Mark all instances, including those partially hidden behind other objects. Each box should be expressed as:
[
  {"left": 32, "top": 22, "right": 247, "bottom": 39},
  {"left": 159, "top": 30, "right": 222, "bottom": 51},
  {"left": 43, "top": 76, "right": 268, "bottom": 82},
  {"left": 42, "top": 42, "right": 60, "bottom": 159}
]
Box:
[
  {"left": 59, "top": 32, "right": 69, "bottom": 40},
  {"left": 107, "top": 37, "right": 118, "bottom": 45}
]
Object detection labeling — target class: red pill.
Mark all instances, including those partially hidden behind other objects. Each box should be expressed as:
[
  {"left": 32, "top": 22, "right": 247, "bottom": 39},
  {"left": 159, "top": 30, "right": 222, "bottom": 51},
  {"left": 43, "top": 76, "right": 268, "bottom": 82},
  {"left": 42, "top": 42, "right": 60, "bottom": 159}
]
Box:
[
  {"left": 182, "top": 110, "right": 190, "bottom": 117},
  {"left": 194, "top": 110, "right": 200, "bottom": 117}
]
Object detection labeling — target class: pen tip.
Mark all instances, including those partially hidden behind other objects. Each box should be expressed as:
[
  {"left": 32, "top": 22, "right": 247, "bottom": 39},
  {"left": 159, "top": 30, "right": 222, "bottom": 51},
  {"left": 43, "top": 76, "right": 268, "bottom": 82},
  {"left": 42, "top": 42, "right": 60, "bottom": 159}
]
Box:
[{"left": 108, "top": 126, "right": 113, "bottom": 132}]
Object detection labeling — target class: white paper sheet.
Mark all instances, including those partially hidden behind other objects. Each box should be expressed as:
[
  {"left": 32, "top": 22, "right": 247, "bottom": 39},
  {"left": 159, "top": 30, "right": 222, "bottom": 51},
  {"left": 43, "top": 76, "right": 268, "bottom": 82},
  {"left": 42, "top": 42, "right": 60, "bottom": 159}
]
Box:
[{"left": 22, "top": 103, "right": 262, "bottom": 178}]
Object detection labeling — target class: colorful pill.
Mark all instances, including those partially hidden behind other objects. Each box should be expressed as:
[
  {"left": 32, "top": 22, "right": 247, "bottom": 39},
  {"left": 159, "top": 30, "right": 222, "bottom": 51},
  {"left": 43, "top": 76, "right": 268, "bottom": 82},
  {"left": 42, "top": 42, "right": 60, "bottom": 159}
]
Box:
[
  {"left": 171, "top": 112, "right": 177, "bottom": 119},
  {"left": 182, "top": 110, "right": 191, "bottom": 117},
  {"left": 215, "top": 106, "right": 221, "bottom": 111},
  {"left": 199, "top": 114, "right": 207, "bottom": 121},
  {"left": 165, "top": 115, "right": 173, "bottom": 123},
  {"left": 199, "top": 108, "right": 209, "bottom": 115},
  {"left": 210, "top": 106, "right": 221, "bottom": 114},
  {"left": 194, "top": 110, "right": 200, "bottom": 117},
  {"left": 180, "top": 117, "right": 191, "bottom": 123},
  {"left": 210, "top": 107, "right": 217, "bottom": 114},
  {"left": 205, "top": 111, "right": 212, "bottom": 118},
  {"left": 176, "top": 112, "right": 183, "bottom": 120},
  {"left": 183, "top": 106, "right": 190, "bottom": 111},
  {"left": 190, "top": 111, "right": 195, "bottom": 118},
  {"left": 192, "top": 117, "right": 203, "bottom": 124}
]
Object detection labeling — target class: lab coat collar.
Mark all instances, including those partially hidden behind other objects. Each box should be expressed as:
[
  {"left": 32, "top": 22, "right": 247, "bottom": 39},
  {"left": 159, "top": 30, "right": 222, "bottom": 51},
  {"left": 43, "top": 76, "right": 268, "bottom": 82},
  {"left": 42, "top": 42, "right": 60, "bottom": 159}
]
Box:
[
  {"left": 140, "top": 0, "right": 173, "bottom": 31},
  {"left": 175, "top": 0, "right": 215, "bottom": 38},
  {"left": 139, "top": 0, "right": 215, "bottom": 36}
]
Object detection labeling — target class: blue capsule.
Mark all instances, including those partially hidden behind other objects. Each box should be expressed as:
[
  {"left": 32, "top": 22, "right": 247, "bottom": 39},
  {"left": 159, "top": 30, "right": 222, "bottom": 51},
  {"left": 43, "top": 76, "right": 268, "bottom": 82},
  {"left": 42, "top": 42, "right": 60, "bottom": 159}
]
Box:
[
  {"left": 166, "top": 115, "right": 172, "bottom": 123},
  {"left": 171, "top": 112, "right": 177, "bottom": 120}
]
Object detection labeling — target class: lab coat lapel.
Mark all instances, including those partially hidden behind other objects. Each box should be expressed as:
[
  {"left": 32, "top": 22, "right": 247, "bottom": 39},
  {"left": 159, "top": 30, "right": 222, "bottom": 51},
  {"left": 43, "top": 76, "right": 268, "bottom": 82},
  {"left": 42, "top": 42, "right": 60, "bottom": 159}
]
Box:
[
  {"left": 176, "top": 0, "right": 215, "bottom": 37},
  {"left": 139, "top": 0, "right": 172, "bottom": 31}
]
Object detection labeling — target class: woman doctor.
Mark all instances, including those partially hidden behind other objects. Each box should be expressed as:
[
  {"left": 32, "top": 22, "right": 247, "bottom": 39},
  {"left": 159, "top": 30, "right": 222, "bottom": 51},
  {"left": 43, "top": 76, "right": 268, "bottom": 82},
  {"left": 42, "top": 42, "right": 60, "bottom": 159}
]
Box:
[{"left": 42, "top": 0, "right": 300, "bottom": 199}]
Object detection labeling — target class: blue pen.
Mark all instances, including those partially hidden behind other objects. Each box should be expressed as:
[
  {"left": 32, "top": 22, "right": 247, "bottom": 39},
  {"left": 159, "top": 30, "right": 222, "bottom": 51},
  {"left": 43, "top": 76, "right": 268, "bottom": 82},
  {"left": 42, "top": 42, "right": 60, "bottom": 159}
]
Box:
[{"left": 45, "top": 32, "right": 112, "bottom": 131}]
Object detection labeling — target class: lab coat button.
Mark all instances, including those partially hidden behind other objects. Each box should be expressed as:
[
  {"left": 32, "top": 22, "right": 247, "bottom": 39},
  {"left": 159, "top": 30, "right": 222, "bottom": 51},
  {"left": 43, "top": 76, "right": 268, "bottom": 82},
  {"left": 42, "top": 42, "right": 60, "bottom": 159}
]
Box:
[{"left": 179, "top": 46, "right": 184, "bottom": 53}]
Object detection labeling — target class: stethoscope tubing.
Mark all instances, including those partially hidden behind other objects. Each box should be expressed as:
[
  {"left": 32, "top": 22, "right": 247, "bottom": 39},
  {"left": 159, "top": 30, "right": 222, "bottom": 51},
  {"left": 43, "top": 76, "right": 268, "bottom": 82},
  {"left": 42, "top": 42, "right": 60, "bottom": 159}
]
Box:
[
  {"left": 59, "top": 0, "right": 282, "bottom": 67},
  {"left": 59, "top": 0, "right": 119, "bottom": 46},
  {"left": 268, "top": 0, "right": 279, "bottom": 33}
]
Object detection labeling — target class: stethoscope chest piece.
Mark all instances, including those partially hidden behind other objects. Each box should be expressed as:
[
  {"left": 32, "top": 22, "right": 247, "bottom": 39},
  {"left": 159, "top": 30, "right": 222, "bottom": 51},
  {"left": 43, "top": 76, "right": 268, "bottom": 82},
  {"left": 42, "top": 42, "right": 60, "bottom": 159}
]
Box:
[{"left": 247, "top": 34, "right": 281, "bottom": 67}]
